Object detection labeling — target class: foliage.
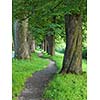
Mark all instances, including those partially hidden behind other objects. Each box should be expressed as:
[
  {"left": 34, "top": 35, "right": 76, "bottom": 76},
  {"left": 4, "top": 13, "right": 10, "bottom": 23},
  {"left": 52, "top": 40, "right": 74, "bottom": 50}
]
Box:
[
  {"left": 13, "top": 0, "right": 34, "bottom": 20},
  {"left": 55, "top": 36, "right": 66, "bottom": 53},
  {"left": 13, "top": 0, "right": 87, "bottom": 43},
  {"left": 12, "top": 52, "right": 49, "bottom": 100}
]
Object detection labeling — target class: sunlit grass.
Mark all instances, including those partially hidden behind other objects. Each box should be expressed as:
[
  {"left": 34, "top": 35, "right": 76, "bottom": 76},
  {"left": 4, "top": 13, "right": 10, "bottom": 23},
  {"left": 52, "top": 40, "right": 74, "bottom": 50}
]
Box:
[
  {"left": 43, "top": 53, "right": 87, "bottom": 100},
  {"left": 44, "top": 73, "right": 87, "bottom": 100}
]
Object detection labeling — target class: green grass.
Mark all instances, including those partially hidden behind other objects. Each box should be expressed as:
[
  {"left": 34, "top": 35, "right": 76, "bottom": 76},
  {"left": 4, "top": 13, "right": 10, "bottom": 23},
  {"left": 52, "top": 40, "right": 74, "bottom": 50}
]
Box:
[
  {"left": 44, "top": 73, "right": 87, "bottom": 100},
  {"left": 12, "top": 51, "right": 87, "bottom": 100},
  {"left": 43, "top": 53, "right": 87, "bottom": 100},
  {"left": 82, "top": 59, "right": 87, "bottom": 72},
  {"left": 43, "top": 52, "right": 87, "bottom": 72},
  {"left": 12, "top": 52, "right": 49, "bottom": 100}
]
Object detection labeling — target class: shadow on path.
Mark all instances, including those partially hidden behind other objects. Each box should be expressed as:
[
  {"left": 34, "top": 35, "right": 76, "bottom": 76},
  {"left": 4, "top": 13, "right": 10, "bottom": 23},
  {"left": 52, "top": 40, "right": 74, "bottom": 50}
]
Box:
[{"left": 18, "top": 59, "right": 57, "bottom": 100}]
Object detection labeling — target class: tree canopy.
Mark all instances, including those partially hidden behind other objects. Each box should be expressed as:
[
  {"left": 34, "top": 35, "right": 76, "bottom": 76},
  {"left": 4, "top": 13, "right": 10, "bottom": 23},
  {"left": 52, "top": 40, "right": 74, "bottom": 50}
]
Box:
[{"left": 13, "top": 0, "right": 87, "bottom": 58}]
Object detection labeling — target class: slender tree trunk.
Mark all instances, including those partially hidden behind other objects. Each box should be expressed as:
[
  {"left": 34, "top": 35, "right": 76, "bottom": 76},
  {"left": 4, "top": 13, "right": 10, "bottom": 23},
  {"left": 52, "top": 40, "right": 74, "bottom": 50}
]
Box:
[
  {"left": 60, "top": 14, "right": 82, "bottom": 74},
  {"left": 27, "top": 33, "right": 35, "bottom": 53},
  {"left": 46, "top": 34, "right": 55, "bottom": 56},
  {"left": 12, "top": 35, "right": 14, "bottom": 51},
  {"left": 45, "top": 16, "right": 56, "bottom": 55},
  {"left": 27, "top": 32, "right": 32, "bottom": 55},
  {"left": 44, "top": 37, "right": 48, "bottom": 52},
  {"left": 13, "top": 20, "right": 19, "bottom": 56},
  {"left": 30, "top": 39, "right": 35, "bottom": 53},
  {"left": 14, "top": 19, "right": 30, "bottom": 59}
]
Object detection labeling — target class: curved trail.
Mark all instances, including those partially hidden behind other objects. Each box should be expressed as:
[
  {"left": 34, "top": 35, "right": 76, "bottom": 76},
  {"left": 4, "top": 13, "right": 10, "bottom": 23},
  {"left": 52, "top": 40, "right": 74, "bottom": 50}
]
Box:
[{"left": 18, "top": 59, "right": 57, "bottom": 100}]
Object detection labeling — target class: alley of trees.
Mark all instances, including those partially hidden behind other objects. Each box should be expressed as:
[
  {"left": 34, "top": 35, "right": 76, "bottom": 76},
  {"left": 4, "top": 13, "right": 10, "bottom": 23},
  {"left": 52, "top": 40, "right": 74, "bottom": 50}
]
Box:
[
  {"left": 12, "top": 0, "right": 87, "bottom": 100},
  {"left": 13, "top": 0, "right": 87, "bottom": 74}
]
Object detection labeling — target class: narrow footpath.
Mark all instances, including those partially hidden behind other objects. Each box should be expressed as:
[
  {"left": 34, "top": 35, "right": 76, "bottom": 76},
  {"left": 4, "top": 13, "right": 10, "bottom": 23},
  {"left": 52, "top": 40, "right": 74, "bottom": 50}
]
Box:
[{"left": 18, "top": 59, "right": 57, "bottom": 100}]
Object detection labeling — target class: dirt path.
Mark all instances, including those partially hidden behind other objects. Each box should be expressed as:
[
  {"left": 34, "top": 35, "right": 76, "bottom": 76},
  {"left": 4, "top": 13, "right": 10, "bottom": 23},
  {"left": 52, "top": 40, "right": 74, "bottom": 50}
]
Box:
[{"left": 18, "top": 59, "right": 57, "bottom": 100}]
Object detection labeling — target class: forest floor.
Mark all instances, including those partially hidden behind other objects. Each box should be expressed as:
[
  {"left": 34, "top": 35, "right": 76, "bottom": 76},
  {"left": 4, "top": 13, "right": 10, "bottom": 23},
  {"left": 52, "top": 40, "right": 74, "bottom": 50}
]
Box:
[{"left": 18, "top": 59, "right": 57, "bottom": 100}]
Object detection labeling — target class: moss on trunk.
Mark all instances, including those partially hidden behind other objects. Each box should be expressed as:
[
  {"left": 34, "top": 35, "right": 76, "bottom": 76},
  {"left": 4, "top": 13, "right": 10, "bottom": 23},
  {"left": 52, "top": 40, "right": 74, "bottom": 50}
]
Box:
[{"left": 60, "top": 14, "right": 82, "bottom": 74}]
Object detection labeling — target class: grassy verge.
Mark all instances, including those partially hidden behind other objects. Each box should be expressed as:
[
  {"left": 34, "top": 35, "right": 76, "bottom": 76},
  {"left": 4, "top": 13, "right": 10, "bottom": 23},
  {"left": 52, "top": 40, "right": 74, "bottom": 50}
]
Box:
[
  {"left": 43, "top": 53, "right": 87, "bottom": 100},
  {"left": 12, "top": 52, "right": 49, "bottom": 100}
]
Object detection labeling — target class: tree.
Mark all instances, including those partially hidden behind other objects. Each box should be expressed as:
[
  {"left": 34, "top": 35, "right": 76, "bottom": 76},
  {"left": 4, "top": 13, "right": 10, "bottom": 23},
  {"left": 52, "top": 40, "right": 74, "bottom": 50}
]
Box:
[
  {"left": 46, "top": 34, "right": 55, "bottom": 55},
  {"left": 13, "top": 0, "right": 35, "bottom": 59},
  {"left": 27, "top": 33, "right": 35, "bottom": 53},
  {"left": 60, "top": 14, "right": 82, "bottom": 74},
  {"left": 13, "top": 19, "right": 30, "bottom": 59},
  {"left": 13, "top": 0, "right": 86, "bottom": 62},
  {"left": 60, "top": 0, "right": 87, "bottom": 74}
]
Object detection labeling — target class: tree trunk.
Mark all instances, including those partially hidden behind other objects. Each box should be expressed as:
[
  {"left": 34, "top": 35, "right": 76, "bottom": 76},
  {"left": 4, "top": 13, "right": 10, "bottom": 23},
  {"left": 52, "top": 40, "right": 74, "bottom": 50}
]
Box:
[
  {"left": 44, "top": 37, "right": 48, "bottom": 52},
  {"left": 27, "top": 33, "right": 35, "bottom": 53},
  {"left": 46, "top": 34, "right": 55, "bottom": 56},
  {"left": 45, "top": 16, "right": 56, "bottom": 55},
  {"left": 13, "top": 20, "right": 19, "bottom": 56},
  {"left": 12, "top": 35, "right": 14, "bottom": 51},
  {"left": 27, "top": 32, "right": 32, "bottom": 55},
  {"left": 60, "top": 14, "right": 82, "bottom": 74},
  {"left": 13, "top": 19, "right": 30, "bottom": 59},
  {"left": 30, "top": 39, "right": 35, "bottom": 53}
]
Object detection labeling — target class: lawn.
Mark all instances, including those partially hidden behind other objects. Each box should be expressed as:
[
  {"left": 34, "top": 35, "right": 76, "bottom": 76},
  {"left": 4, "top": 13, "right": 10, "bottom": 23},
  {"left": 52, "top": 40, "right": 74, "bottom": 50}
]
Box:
[
  {"left": 43, "top": 53, "right": 87, "bottom": 100},
  {"left": 12, "top": 52, "right": 49, "bottom": 100}
]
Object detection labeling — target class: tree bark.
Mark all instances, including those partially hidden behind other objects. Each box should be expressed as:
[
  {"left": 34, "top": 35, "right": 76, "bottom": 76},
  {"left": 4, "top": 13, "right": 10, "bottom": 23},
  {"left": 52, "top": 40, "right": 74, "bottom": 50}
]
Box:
[
  {"left": 30, "top": 39, "right": 35, "bottom": 53},
  {"left": 44, "top": 37, "right": 48, "bottom": 52},
  {"left": 27, "top": 33, "right": 35, "bottom": 53},
  {"left": 14, "top": 19, "right": 30, "bottom": 59},
  {"left": 44, "top": 16, "right": 56, "bottom": 55},
  {"left": 60, "top": 14, "right": 82, "bottom": 74},
  {"left": 46, "top": 34, "right": 55, "bottom": 56}
]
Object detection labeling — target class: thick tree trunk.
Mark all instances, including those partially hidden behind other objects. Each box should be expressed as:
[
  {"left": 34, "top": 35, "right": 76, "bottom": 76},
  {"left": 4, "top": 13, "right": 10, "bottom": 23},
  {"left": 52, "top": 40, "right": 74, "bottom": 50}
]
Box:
[
  {"left": 60, "top": 14, "right": 82, "bottom": 74},
  {"left": 46, "top": 34, "right": 55, "bottom": 56},
  {"left": 14, "top": 19, "right": 30, "bottom": 59}
]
